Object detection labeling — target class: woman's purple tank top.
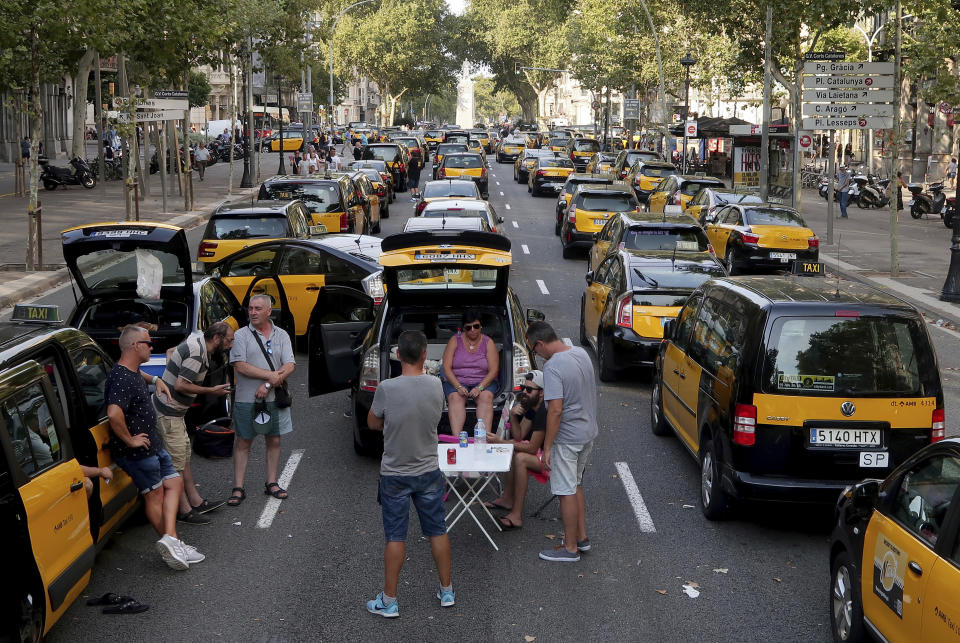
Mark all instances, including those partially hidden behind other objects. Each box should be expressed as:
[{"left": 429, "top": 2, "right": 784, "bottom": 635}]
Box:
[{"left": 452, "top": 334, "right": 489, "bottom": 385}]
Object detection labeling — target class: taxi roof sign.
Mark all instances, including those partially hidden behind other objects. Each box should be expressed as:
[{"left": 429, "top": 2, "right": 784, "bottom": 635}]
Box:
[
  {"left": 11, "top": 304, "right": 61, "bottom": 324},
  {"left": 792, "top": 260, "right": 826, "bottom": 277}
]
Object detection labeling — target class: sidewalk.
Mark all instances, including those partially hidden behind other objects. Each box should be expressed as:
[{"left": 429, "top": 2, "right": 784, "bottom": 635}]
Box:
[
  {"left": 797, "top": 187, "right": 960, "bottom": 329},
  {"left": 0, "top": 148, "right": 270, "bottom": 309}
]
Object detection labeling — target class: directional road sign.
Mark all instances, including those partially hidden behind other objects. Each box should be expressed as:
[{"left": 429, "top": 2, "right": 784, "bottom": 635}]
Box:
[
  {"left": 803, "top": 75, "right": 895, "bottom": 89},
  {"left": 801, "top": 103, "right": 894, "bottom": 117},
  {"left": 139, "top": 98, "right": 188, "bottom": 111},
  {"left": 623, "top": 99, "right": 640, "bottom": 120},
  {"left": 802, "top": 89, "right": 895, "bottom": 103},
  {"left": 154, "top": 90, "right": 188, "bottom": 99},
  {"left": 115, "top": 110, "right": 184, "bottom": 123},
  {"left": 296, "top": 92, "right": 313, "bottom": 113},
  {"left": 801, "top": 116, "right": 894, "bottom": 130},
  {"left": 804, "top": 51, "right": 846, "bottom": 61},
  {"left": 803, "top": 61, "right": 895, "bottom": 75}
]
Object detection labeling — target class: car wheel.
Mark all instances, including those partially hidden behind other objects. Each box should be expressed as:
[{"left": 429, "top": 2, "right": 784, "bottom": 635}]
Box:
[
  {"left": 725, "top": 247, "right": 738, "bottom": 275},
  {"left": 561, "top": 231, "right": 576, "bottom": 259},
  {"left": 650, "top": 378, "right": 670, "bottom": 436},
  {"left": 597, "top": 332, "right": 617, "bottom": 382},
  {"left": 382, "top": 205, "right": 389, "bottom": 219},
  {"left": 700, "top": 435, "right": 730, "bottom": 520},
  {"left": 830, "top": 551, "right": 865, "bottom": 643},
  {"left": 945, "top": 211, "right": 954, "bottom": 228},
  {"left": 555, "top": 211, "right": 562, "bottom": 236}
]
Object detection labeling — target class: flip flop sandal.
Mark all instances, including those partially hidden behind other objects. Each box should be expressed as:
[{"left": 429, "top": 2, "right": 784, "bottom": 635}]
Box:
[
  {"left": 265, "top": 482, "right": 288, "bottom": 499},
  {"left": 498, "top": 517, "right": 522, "bottom": 531},
  {"left": 103, "top": 600, "right": 149, "bottom": 615},
  {"left": 226, "top": 487, "right": 246, "bottom": 507},
  {"left": 192, "top": 498, "right": 226, "bottom": 514},
  {"left": 86, "top": 593, "right": 132, "bottom": 606},
  {"left": 483, "top": 501, "right": 512, "bottom": 512}
]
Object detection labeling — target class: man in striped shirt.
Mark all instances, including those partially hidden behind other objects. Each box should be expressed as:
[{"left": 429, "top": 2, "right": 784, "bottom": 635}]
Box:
[{"left": 153, "top": 322, "right": 235, "bottom": 524}]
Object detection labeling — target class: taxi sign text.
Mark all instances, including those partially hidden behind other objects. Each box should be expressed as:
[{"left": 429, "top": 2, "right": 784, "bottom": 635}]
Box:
[
  {"left": 12, "top": 304, "right": 61, "bottom": 323},
  {"left": 793, "top": 261, "right": 825, "bottom": 276}
]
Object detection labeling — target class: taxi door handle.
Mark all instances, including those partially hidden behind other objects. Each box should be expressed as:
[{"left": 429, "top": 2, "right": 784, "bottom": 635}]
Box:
[
  {"left": 305, "top": 285, "right": 320, "bottom": 291},
  {"left": 908, "top": 561, "right": 923, "bottom": 576},
  {"left": 70, "top": 481, "right": 84, "bottom": 493}
]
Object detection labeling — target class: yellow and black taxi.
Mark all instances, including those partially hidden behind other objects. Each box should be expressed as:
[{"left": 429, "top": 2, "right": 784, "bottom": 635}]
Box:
[
  {"left": 342, "top": 170, "right": 380, "bottom": 234},
  {"left": 466, "top": 137, "right": 487, "bottom": 163},
  {"left": 514, "top": 148, "right": 555, "bottom": 183},
  {"left": 496, "top": 135, "right": 526, "bottom": 164},
  {"left": 363, "top": 143, "right": 409, "bottom": 192},
  {"left": 565, "top": 138, "right": 602, "bottom": 171},
  {"left": 436, "top": 152, "right": 489, "bottom": 198},
  {"left": 207, "top": 235, "right": 383, "bottom": 341},
  {"left": 424, "top": 129, "right": 445, "bottom": 150},
  {"left": 588, "top": 210, "right": 706, "bottom": 271},
  {"left": 197, "top": 200, "right": 317, "bottom": 269},
  {"left": 414, "top": 178, "right": 483, "bottom": 216},
  {"left": 266, "top": 129, "right": 307, "bottom": 152},
  {"left": 686, "top": 188, "right": 763, "bottom": 226},
  {"left": 580, "top": 247, "right": 724, "bottom": 380},
  {"left": 585, "top": 152, "right": 617, "bottom": 175},
  {"left": 258, "top": 174, "right": 365, "bottom": 236},
  {"left": 305, "top": 230, "right": 539, "bottom": 454},
  {"left": 432, "top": 142, "right": 469, "bottom": 178},
  {"left": 611, "top": 149, "right": 663, "bottom": 180},
  {"left": 647, "top": 174, "right": 726, "bottom": 213},
  {"left": 703, "top": 203, "right": 819, "bottom": 275},
  {"left": 352, "top": 166, "right": 392, "bottom": 220},
  {"left": 389, "top": 134, "right": 427, "bottom": 168},
  {"left": 560, "top": 185, "right": 640, "bottom": 258},
  {"left": 347, "top": 159, "right": 395, "bottom": 203},
  {"left": 528, "top": 156, "right": 575, "bottom": 196},
  {"left": 546, "top": 137, "right": 570, "bottom": 153},
  {"left": 555, "top": 173, "right": 621, "bottom": 235},
  {"left": 469, "top": 129, "right": 492, "bottom": 153},
  {"left": 829, "top": 438, "right": 960, "bottom": 643},
  {"left": 651, "top": 273, "right": 944, "bottom": 519},
  {"left": 624, "top": 160, "right": 678, "bottom": 203}
]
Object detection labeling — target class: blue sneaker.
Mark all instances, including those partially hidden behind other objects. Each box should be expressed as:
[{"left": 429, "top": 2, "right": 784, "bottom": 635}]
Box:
[
  {"left": 539, "top": 545, "right": 580, "bottom": 562},
  {"left": 436, "top": 586, "right": 456, "bottom": 607},
  {"left": 365, "top": 592, "right": 399, "bottom": 618}
]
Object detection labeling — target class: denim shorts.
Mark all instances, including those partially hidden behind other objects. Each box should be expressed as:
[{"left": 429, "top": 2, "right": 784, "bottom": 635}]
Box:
[
  {"left": 550, "top": 440, "right": 594, "bottom": 496},
  {"left": 379, "top": 469, "right": 447, "bottom": 542},
  {"left": 115, "top": 448, "right": 179, "bottom": 494},
  {"left": 441, "top": 379, "right": 501, "bottom": 398}
]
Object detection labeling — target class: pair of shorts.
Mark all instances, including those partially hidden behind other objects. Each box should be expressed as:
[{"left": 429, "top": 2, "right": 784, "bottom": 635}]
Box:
[
  {"left": 549, "top": 440, "right": 594, "bottom": 496},
  {"left": 949, "top": 171, "right": 957, "bottom": 179},
  {"left": 441, "top": 379, "right": 501, "bottom": 398},
  {"left": 379, "top": 469, "right": 447, "bottom": 542},
  {"left": 407, "top": 173, "right": 421, "bottom": 189},
  {"left": 115, "top": 449, "right": 179, "bottom": 494},
  {"left": 156, "top": 413, "right": 190, "bottom": 470},
  {"left": 233, "top": 402, "right": 293, "bottom": 440}
]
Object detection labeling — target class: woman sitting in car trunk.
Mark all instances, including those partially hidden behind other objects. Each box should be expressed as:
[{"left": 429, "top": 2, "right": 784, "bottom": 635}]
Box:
[{"left": 441, "top": 309, "right": 500, "bottom": 436}]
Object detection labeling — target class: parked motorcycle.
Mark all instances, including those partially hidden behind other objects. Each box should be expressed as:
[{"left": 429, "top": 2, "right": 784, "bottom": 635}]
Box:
[
  {"left": 857, "top": 175, "right": 890, "bottom": 209},
  {"left": 39, "top": 156, "right": 96, "bottom": 190},
  {"left": 818, "top": 176, "right": 841, "bottom": 201},
  {"left": 908, "top": 182, "right": 947, "bottom": 220},
  {"left": 945, "top": 197, "right": 956, "bottom": 228}
]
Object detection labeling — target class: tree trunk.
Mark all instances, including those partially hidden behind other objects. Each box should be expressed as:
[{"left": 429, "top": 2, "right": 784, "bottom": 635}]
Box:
[
  {"left": 228, "top": 58, "right": 236, "bottom": 195},
  {"left": 71, "top": 48, "right": 96, "bottom": 158},
  {"left": 27, "top": 24, "right": 42, "bottom": 271},
  {"left": 181, "top": 72, "right": 193, "bottom": 211}
]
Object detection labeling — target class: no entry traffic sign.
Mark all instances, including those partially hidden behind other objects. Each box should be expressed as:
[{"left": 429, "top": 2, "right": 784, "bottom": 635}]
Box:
[
  {"left": 799, "top": 134, "right": 812, "bottom": 149},
  {"left": 686, "top": 121, "right": 698, "bottom": 137}
]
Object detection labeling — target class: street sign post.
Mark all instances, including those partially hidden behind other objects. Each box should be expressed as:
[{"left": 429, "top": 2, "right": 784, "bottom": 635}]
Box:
[
  {"left": 801, "top": 103, "right": 894, "bottom": 117},
  {"left": 296, "top": 92, "right": 313, "bottom": 114},
  {"left": 802, "top": 89, "right": 895, "bottom": 102},
  {"left": 802, "top": 75, "right": 895, "bottom": 89},
  {"left": 686, "top": 121, "right": 698, "bottom": 137},
  {"left": 138, "top": 98, "right": 189, "bottom": 111},
  {"left": 801, "top": 116, "right": 894, "bottom": 130},
  {"left": 623, "top": 99, "right": 640, "bottom": 120},
  {"left": 154, "top": 90, "right": 188, "bottom": 99},
  {"left": 802, "top": 61, "right": 895, "bottom": 75},
  {"left": 117, "top": 110, "right": 186, "bottom": 123},
  {"left": 799, "top": 133, "right": 812, "bottom": 149}
]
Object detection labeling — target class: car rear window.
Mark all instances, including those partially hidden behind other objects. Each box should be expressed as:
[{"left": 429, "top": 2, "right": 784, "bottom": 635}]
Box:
[
  {"left": 641, "top": 166, "right": 676, "bottom": 178},
  {"left": 762, "top": 316, "right": 927, "bottom": 396},
  {"left": 368, "top": 146, "right": 401, "bottom": 162},
  {"left": 211, "top": 216, "right": 288, "bottom": 240},
  {"left": 263, "top": 184, "right": 343, "bottom": 212},
  {"left": 446, "top": 134, "right": 469, "bottom": 144},
  {"left": 632, "top": 265, "right": 724, "bottom": 290},
  {"left": 426, "top": 130, "right": 442, "bottom": 137},
  {"left": 573, "top": 140, "right": 601, "bottom": 152},
  {"left": 745, "top": 207, "right": 806, "bottom": 226},
  {"left": 633, "top": 292, "right": 695, "bottom": 307},
  {"left": 681, "top": 180, "right": 724, "bottom": 196},
  {"left": 549, "top": 138, "right": 568, "bottom": 146},
  {"left": 623, "top": 228, "right": 708, "bottom": 252},
  {"left": 394, "top": 138, "right": 419, "bottom": 148},
  {"left": 423, "top": 207, "right": 486, "bottom": 218},
  {"left": 541, "top": 159, "right": 573, "bottom": 168},
  {"left": 445, "top": 155, "right": 482, "bottom": 168},
  {"left": 579, "top": 193, "right": 635, "bottom": 212},
  {"left": 438, "top": 144, "right": 468, "bottom": 155},
  {"left": 359, "top": 169, "right": 381, "bottom": 182},
  {"left": 423, "top": 182, "right": 479, "bottom": 198}
]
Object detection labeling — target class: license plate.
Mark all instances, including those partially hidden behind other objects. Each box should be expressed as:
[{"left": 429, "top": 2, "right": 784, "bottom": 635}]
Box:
[
  {"left": 860, "top": 451, "right": 889, "bottom": 468},
  {"left": 810, "top": 428, "right": 881, "bottom": 447},
  {"left": 592, "top": 219, "right": 607, "bottom": 226},
  {"left": 770, "top": 252, "right": 796, "bottom": 262}
]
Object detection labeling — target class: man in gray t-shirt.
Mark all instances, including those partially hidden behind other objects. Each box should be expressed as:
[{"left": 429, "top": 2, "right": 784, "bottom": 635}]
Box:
[
  {"left": 527, "top": 321, "right": 597, "bottom": 563},
  {"left": 365, "top": 330, "right": 454, "bottom": 617}
]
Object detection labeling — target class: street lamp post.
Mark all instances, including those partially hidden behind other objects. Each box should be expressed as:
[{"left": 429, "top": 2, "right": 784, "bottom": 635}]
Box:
[
  {"left": 275, "top": 74, "right": 286, "bottom": 175},
  {"left": 240, "top": 38, "right": 253, "bottom": 188},
  {"left": 680, "top": 53, "right": 696, "bottom": 174},
  {"left": 329, "top": 0, "right": 377, "bottom": 128}
]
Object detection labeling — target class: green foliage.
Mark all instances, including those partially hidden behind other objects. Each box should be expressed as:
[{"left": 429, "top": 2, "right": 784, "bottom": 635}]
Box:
[
  {"left": 900, "top": 0, "right": 960, "bottom": 104},
  {"left": 474, "top": 75, "right": 520, "bottom": 122},
  {"left": 189, "top": 70, "right": 211, "bottom": 108}
]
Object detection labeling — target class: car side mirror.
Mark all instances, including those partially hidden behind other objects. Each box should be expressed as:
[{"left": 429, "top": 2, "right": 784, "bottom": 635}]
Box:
[
  {"left": 585, "top": 271, "right": 594, "bottom": 284},
  {"left": 662, "top": 318, "right": 676, "bottom": 340},
  {"left": 526, "top": 308, "right": 545, "bottom": 323},
  {"left": 592, "top": 232, "right": 599, "bottom": 241},
  {"left": 851, "top": 479, "right": 882, "bottom": 511}
]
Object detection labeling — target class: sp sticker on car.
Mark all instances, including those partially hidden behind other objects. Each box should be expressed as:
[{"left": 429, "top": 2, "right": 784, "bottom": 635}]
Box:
[{"left": 872, "top": 535, "right": 906, "bottom": 618}]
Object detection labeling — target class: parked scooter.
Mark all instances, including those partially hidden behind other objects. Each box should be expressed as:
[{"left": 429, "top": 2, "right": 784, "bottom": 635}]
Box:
[
  {"left": 39, "top": 156, "right": 96, "bottom": 190},
  {"left": 857, "top": 175, "right": 890, "bottom": 209},
  {"left": 945, "top": 197, "right": 956, "bottom": 229},
  {"left": 818, "top": 176, "right": 841, "bottom": 201},
  {"left": 908, "top": 182, "right": 947, "bottom": 220}
]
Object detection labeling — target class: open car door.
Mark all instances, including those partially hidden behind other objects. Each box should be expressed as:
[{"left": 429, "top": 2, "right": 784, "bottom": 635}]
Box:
[
  {"left": 240, "top": 275, "right": 297, "bottom": 340},
  {"left": 307, "top": 286, "right": 375, "bottom": 396}
]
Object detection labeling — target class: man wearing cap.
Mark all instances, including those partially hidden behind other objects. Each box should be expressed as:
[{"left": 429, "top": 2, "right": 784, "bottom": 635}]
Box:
[
  {"left": 837, "top": 165, "right": 852, "bottom": 219},
  {"left": 484, "top": 370, "right": 548, "bottom": 531}
]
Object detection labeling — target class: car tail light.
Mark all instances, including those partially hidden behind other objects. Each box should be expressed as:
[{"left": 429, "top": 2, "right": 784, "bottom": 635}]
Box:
[
  {"left": 398, "top": 162, "right": 405, "bottom": 172},
  {"left": 481, "top": 168, "right": 487, "bottom": 178},
  {"left": 569, "top": 207, "right": 577, "bottom": 223},
  {"left": 635, "top": 176, "right": 643, "bottom": 185},
  {"left": 570, "top": 153, "right": 575, "bottom": 161},
  {"left": 707, "top": 243, "right": 715, "bottom": 255},
  {"left": 636, "top": 205, "right": 643, "bottom": 212},
  {"left": 672, "top": 194, "right": 682, "bottom": 205},
  {"left": 198, "top": 241, "right": 218, "bottom": 258},
  {"left": 361, "top": 271, "right": 385, "bottom": 306},
  {"left": 537, "top": 170, "right": 546, "bottom": 177},
  {"left": 377, "top": 186, "right": 386, "bottom": 197},
  {"left": 416, "top": 200, "right": 427, "bottom": 215},
  {"left": 513, "top": 341, "right": 532, "bottom": 391},
  {"left": 380, "top": 172, "right": 390, "bottom": 182},
  {"left": 932, "top": 408, "right": 945, "bottom": 442},
  {"left": 615, "top": 294, "right": 632, "bottom": 328},
  {"left": 834, "top": 310, "right": 860, "bottom": 317},
  {"left": 740, "top": 232, "right": 760, "bottom": 244},
  {"left": 340, "top": 211, "right": 349, "bottom": 232},
  {"left": 438, "top": 168, "right": 446, "bottom": 178},
  {"left": 620, "top": 170, "right": 627, "bottom": 178},
  {"left": 808, "top": 236, "right": 820, "bottom": 248},
  {"left": 359, "top": 344, "right": 380, "bottom": 392},
  {"left": 732, "top": 403, "right": 757, "bottom": 446}
]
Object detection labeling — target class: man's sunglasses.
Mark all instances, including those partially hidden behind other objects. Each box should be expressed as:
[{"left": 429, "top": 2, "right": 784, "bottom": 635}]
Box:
[
  {"left": 136, "top": 340, "right": 153, "bottom": 347},
  {"left": 521, "top": 385, "right": 540, "bottom": 394},
  {"left": 463, "top": 323, "right": 481, "bottom": 330}
]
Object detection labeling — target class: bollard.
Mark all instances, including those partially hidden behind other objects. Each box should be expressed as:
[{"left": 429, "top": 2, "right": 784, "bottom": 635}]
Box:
[{"left": 941, "top": 195, "right": 960, "bottom": 302}]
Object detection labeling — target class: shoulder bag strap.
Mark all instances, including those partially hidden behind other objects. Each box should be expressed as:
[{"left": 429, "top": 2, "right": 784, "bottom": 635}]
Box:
[{"left": 250, "top": 330, "right": 277, "bottom": 371}]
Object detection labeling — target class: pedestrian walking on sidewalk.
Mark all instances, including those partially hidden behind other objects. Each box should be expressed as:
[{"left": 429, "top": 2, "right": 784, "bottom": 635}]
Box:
[
  {"left": 837, "top": 165, "right": 852, "bottom": 218},
  {"left": 365, "top": 330, "right": 454, "bottom": 617},
  {"left": 194, "top": 145, "right": 210, "bottom": 181},
  {"left": 525, "top": 321, "right": 597, "bottom": 562},
  {"left": 948, "top": 158, "right": 957, "bottom": 190}
]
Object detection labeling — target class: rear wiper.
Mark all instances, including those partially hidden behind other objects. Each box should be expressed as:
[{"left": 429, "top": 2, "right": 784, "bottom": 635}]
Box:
[{"left": 634, "top": 270, "right": 659, "bottom": 288}]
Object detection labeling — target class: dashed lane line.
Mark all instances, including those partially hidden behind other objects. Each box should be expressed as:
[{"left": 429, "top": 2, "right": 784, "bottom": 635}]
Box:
[
  {"left": 496, "top": 181, "right": 500, "bottom": 186},
  {"left": 521, "top": 244, "right": 530, "bottom": 254},
  {"left": 500, "top": 191, "right": 504, "bottom": 196},
  {"left": 257, "top": 449, "right": 305, "bottom": 528},
  {"left": 512, "top": 221, "right": 519, "bottom": 229},
  {"left": 505, "top": 204, "right": 511, "bottom": 210},
  {"left": 614, "top": 462, "right": 656, "bottom": 533},
  {"left": 536, "top": 279, "right": 549, "bottom": 295}
]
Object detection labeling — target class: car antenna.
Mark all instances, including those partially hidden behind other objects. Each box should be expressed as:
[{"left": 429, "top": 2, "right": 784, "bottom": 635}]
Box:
[{"left": 671, "top": 240, "right": 678, "bottom": 267}]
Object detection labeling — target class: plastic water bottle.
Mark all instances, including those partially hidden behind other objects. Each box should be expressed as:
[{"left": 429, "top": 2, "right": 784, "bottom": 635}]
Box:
[{"left": 474, "top": 418, "right": 487, "bottom": 451}]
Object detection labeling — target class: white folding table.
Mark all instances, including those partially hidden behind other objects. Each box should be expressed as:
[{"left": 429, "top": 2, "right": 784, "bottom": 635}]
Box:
[{"left": 437, "top": 443, "right": 514, "bottom": 551}]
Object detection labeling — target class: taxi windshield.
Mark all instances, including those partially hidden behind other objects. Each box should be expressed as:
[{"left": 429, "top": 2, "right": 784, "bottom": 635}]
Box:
[
  {"left": 423, "top": 206, "right": 487, "bottom": 218},
  {"left": 580, "top": 194, "right": 634, "bottom": 212},
  {"left": 76, "top": 247, "right": 185, "bottom": 289},
  {"left": 573, "top": 140, "right": 601, "bottom": 152},
  {"left": 438, "top": 144, "right": 468, "bottom": 155},
  {"left": 395, "top": 266, "right": 499, "bottom": 291},
  {"left": 763, "top": 316, "right": 925, "bottom": 396},
  {"left": 425, "top": 130, "right": 442, "bottom": 137},
  {"left": 745, "top": 207, "right": 806, "bottom": 226},
  {"left": 212, "top": 216, "right": 288, "bottom": 239},
  {"left": 549, "top": 138, "right": 568, "bottom": 147},
  {"left": 633, "top": 292, "right": 695, "bottom": 307},
  {"left": 263, "top": 184, "right": 343, "bottom": 212},
  {"left": 623, "top": 228, "right": 708, "bottom": 252}
]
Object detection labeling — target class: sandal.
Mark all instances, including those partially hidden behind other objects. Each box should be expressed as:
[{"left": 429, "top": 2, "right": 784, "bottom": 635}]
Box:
[
  {"left": 103, "top": 599, "right": 149, "bottom": 614},
  {"left": 226, "top": 487, "right": 246, "bottom": 507},
  {"left": 265, "top": 482, "right": 288, "bottom": 499},
  {"left": 484, "top": 500, "right": 512, "bottom": 512},
  {"left": 498, "top": 517, "right": 522, "bottom": 531},
  {"left": 87, "top": 592, "right": 131, "bottom": 606}
]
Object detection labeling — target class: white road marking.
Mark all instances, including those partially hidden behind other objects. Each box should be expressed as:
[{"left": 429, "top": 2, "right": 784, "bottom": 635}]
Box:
[
  {"left": 521, "top": 244, "right": 530, "bottom": 254},
  {"left": 505, "top": 203, "right": 511, "bottom": 210},
  {"left": 500, "top": 191, "right": 504, "bottom": 196},
  {"left": 256, "top": 449, "right": 305, "bottom": 528},
  {"left": 496, "top": 181, "right": 500, "bottom": 186},
  {"left": 512, "top": 221, "right": 519, "bottom": 229},
  {"left": 614, "top": 462, "right": 656, "bottom": 533},
  {"left": 536, "top": 279, "right": 549, "bottom": 295},
  {"left": 562, "top": 337, "right": 573, "bottom": 346}
]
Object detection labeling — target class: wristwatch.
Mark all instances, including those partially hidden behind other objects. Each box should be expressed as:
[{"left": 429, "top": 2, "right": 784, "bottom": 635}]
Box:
[{"left": 264, "top": 382, "right": 271, "bottom": 389}]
